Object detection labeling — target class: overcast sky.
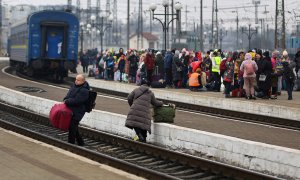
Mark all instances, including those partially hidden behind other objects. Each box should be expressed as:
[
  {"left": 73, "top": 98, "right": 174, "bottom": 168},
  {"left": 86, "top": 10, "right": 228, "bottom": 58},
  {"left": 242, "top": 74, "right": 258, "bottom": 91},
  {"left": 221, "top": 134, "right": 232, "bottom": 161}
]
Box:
[{"left": 3, "top": 0, "right": 300, "bottom": 31}]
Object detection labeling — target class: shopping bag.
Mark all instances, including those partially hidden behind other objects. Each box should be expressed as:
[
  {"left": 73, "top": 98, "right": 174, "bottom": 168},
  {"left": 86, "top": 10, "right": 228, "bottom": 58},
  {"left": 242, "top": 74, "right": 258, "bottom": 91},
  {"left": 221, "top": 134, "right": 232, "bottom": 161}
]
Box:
[{"left": 153, "top": 104, "right": 176, "bottom": 123}]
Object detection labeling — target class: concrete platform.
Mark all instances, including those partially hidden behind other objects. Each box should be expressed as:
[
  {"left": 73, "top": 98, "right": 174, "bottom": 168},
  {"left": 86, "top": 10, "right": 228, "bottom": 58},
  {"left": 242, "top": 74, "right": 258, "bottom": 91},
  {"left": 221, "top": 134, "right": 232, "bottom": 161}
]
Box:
[
  {"left": 0, "top": 128, "right": 143, "bottom": 180},
  {"left": 69, "top": 66, "right": 300, "bottom": 121},
  {"left": 0, "top": 82, "right": 299, "bottom": 179}
]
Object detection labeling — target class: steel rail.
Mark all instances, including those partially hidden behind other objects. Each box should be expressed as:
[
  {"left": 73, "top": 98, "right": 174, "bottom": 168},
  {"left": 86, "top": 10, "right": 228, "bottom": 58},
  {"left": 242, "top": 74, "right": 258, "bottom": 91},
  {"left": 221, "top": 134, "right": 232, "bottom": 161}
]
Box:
[{"left": 0, "top": 101, "right": 277, "bottom": 179}]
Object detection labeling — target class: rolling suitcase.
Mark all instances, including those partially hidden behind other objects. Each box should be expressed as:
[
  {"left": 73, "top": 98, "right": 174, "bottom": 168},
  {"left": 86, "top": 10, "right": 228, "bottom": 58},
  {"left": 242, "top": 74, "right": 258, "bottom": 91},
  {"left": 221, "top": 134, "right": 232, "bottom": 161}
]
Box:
[
  {"left": 153, "top": 104, "right": 176, "bottom": 123},
  {"left": 295, "top": 79, "right": 300, "bottom": 91},
  {"left": 49, "top": 103, "right": 72, "bottom": 131}
]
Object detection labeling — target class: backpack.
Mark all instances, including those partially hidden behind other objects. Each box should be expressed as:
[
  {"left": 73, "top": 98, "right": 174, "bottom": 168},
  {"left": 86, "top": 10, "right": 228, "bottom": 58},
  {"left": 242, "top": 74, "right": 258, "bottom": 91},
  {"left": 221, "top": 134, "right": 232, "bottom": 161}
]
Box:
[
  {"left": 85, "top": 91, "right": 97, "bottom": 113},
  {"left": 245, "top": 62, "right": 254, "bottom": 75}
]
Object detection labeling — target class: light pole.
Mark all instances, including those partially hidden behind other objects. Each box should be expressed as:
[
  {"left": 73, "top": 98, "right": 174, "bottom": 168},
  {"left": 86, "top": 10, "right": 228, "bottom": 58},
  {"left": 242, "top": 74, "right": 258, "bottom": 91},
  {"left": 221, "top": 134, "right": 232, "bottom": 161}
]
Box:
[
  {"left": 219, "top": 28, "right": 227, "bottom": 50},
  {"left": 89, "top": 14, "right": 113, "bottom": 52},
  {"left": 242, "top": 24, "right": 257, "bottom": 50},
  {"left": 149, "top": 1, "right": 182, "bottom": 51},
  {"left": 80, "top": 22, "right": 84, "bottom": 55}
]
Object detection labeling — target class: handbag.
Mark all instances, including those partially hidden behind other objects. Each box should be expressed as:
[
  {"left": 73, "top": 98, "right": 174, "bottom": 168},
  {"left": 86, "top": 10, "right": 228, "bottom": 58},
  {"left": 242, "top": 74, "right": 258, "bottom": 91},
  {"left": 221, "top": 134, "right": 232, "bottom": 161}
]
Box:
[
  {"left": 176, "top": 66, "right": 182, "bottom": 72},
  {"left": 259, "top": 74, "right": 266, "bottom": 81}
]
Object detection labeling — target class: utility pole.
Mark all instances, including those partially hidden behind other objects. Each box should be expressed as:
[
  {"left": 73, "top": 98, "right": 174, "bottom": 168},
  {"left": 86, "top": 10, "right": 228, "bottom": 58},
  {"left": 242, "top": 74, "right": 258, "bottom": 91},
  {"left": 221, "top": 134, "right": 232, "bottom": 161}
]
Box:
[
  {"left": 127, "top": 0, "right": 130, "bottom": 50},
  {"left": 171, "top": 0, "right": 174, "bottom": 44},
  {"left": 87, "top": 0, "right": 91, "bottom": 24},
  {"left": 96, "top": 0, "right": 101, "bottom": 49},
  {"left": 211, "top": 0, "right": 214, "bottom": 48},
  {"left": 235, "top": 11, "right": 239, "bottom": 50},
  {"left": 106, "top": 0, "right": 111, "bottom": 46},
  {"left": 211, "top": 0, "right": 218, "bottom": 49},
  {"left": 0, "top": 0, "right": 2, "bottom": 55},
  {"left": 252, "top": 0, "right": 260, "bottom": 24},
  {"left": 76, "top": 0, "right": 80, "bottom": 18},
  {"left": 112, "top": 0, "right": 118, "bottom": 44},
  {"left": 275, "top": 0, "right": 286, "bottom": 49},
  {"left": 67, "top": 0, "right": 72, "bottom": 12},
  {"left": 137, "top": 0, "right": 143, "bottom": 50},
  {"left": 200, "top": 0, "right": 203, "bottom": 52}
]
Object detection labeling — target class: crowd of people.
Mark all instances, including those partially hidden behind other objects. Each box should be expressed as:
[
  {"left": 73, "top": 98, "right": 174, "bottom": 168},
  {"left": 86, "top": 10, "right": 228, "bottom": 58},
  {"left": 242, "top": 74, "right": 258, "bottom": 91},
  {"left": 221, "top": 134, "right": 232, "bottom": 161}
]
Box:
[{"left": 79, "top": 47, "right": 300, "bottom": 100}]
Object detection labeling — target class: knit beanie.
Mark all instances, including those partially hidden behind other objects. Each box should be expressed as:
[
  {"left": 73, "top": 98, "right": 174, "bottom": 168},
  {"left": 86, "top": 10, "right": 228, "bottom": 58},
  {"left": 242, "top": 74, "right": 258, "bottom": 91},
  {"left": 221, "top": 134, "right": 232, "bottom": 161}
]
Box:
[{"left": 244, "top": 53, "right": 252, "bottom": 61}]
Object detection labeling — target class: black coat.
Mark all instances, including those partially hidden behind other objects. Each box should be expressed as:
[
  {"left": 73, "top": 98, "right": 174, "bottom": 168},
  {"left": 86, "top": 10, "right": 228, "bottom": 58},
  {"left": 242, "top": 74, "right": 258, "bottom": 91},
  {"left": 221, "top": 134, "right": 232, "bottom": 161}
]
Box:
[
  {"left": 256, "top": 57, "right": 272, "bottom": 91},
  {"left": 64, "top": 82, "right": 90, "bottom": 121}
]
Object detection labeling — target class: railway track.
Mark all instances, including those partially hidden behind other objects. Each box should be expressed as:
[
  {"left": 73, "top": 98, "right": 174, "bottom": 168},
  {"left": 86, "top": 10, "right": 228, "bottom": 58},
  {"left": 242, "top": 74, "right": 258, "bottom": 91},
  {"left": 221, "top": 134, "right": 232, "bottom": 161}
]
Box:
[
  {"left": 0, "top": 101, "right": 276, "bottom": 179},
  {"left": 4, "top": 66, "right": 300, "bottom": 131}
]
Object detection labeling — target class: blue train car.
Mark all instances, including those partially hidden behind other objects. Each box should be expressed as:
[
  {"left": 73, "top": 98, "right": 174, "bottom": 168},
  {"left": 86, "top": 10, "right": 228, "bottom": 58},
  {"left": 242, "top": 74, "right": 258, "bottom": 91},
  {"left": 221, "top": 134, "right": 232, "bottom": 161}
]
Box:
[
  {"left": 9, "top": 10, "right": 79, "bottom": 81},
  {"left": 286, "top": 36, "right": 300, "bottom": 57}
]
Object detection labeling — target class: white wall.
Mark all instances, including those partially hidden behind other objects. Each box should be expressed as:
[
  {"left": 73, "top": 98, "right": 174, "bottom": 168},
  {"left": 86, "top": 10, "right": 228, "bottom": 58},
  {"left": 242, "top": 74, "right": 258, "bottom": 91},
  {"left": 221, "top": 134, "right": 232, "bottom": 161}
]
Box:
[{"left": 0, "top": 85, "right": 299, "bottom": 179}]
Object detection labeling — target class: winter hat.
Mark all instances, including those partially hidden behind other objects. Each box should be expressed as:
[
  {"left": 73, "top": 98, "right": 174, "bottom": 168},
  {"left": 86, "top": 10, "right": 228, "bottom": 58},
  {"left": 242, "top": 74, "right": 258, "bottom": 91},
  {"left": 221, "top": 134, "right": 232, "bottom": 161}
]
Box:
[
  {"left": 244, "top": 53, "right": 252, "bottom": 61},
  {"left": 156, "top": 51, "right": 161, "bottom": 56},
  {"left": 175, "top": 50, "right": 180, "bottom": 56},
  {"left": 263, "top": 51, "right": 270, "bottom": 58},
  {"left": 282, "top": 50, "right": 288, "bottom": 56}
]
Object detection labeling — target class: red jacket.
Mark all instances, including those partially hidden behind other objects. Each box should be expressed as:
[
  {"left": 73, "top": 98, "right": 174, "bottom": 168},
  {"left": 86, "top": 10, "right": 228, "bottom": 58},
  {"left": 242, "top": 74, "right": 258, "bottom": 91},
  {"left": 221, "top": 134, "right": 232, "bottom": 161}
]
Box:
[{"left": 144, "top": 53, "right": 155, "bottom": 70}]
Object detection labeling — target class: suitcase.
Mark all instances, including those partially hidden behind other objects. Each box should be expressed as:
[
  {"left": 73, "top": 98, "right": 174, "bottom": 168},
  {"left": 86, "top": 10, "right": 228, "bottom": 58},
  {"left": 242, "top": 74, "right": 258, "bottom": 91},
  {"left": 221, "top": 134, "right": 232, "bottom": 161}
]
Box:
[
  {"left": 151, "top": 81, "right": 166, "bottom": 88},
  {"left": 153, "top": 104, "right": 176, "bottom": 123},
  {"left": 295, "top": 79, "right": 300, "bottom": 91},
  {"left": 49, "top": 103, "right": 72, "bottom": 131}
]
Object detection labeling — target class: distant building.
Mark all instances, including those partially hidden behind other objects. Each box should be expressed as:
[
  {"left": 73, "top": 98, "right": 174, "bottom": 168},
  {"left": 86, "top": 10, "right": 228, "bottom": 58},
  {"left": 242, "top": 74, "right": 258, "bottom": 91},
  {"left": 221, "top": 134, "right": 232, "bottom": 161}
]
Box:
[{"left": 129, "top": 32, "right": 159, "bottom": 50}]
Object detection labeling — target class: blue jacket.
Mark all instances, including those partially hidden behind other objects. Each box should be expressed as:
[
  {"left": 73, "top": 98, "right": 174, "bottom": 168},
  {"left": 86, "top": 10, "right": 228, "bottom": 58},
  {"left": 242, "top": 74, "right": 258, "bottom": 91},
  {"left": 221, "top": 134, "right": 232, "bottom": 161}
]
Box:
[
  {"left": 64, "top": 82, "right": 90, "bottom": 121},
  {"left": 164, "top": 52, "right": 173, "bottom": 69}
]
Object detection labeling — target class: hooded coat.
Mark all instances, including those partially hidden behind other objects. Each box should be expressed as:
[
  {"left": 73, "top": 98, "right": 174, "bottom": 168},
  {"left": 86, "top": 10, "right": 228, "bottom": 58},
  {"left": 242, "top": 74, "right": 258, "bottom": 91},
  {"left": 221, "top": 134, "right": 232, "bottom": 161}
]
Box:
[
  {"left": 125, "top": 85, "right": 163, "bottom": 133},
  {"left": 64, "top": 82, "right": 90, "bottom": 121},
  {"left": 256, "top": 56, "right": 273, "bottom": 91}
]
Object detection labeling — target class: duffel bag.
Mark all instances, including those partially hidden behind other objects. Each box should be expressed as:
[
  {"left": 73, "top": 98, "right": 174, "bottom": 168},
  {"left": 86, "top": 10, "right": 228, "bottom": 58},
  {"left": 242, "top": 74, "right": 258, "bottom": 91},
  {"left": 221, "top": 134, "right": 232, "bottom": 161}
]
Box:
[
  {"left": 151, "top": 81, "right": 166, "bottom": 88},
  {"left": 49, "top": 103, "right": 72, "bottom": 131},
  {"left": 153, "top": 104, "right": 176, "bottom": 123},
  {"left": 295, "top": 79, "right": 300, "bottom": 91}
]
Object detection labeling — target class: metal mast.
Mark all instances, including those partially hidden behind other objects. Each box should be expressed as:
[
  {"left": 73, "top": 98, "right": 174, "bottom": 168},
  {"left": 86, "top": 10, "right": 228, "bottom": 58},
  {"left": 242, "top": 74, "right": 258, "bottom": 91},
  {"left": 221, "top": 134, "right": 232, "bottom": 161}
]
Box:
[
  {"left": 200, "top": 0, "right": 203, "bottom": 52},
  {"left": 275, "top": 0, "right": 286, "bottom": 49},
  {"left": 106, "top": 0, "right": 111, "bottom": 45},
  {"left": 87, "top": 0, "right": 91, "bottom": 24},
  {"left": 0, "top": 0, "right": 2, "bottom": 54},
  {"left": 112, "top": 0, "right": 118, "bottom": 44},
  {"left": 253, "top": 0, "right": 260, "bottom": 24},
  {"left": 67, "top": 0, "right": 72, "bottom": 12},
  {"left": 76, "top": 0, "right": 80, "bottom": 18},
  {"left": 127, "top": 0, "right": 130, "bottom": 50},
  {"left": 137, "top": 0, "right": 143, "bottom": 50},
  {"left": 211, "top": 0, "right": 218, "bottom": 49}
]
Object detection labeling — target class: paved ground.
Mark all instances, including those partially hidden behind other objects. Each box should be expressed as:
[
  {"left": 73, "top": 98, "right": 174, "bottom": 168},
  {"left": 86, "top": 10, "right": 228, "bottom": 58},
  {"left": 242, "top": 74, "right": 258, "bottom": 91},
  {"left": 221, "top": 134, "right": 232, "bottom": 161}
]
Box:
[
  {"left": 0, "top": 128, "right": 144, "bottom": 180},
  {"left": 1, "top": 61, "right": 300, "bottom": 150}
]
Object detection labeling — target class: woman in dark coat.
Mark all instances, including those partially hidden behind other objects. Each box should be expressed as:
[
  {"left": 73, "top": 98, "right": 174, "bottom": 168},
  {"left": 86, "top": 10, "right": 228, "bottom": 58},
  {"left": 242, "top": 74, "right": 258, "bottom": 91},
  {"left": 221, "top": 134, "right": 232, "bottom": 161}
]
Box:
[
  {"left": 257, "top": 51, "right": 273, "bottom": 99},
  {"left": 172, "top": 50, "right": 184, "bottom": 88},
  {"left": 128, "top": 51, "right": 139, "bottom": 83},
  {"left": 125, "top": 81, "right": 163, "bottom": 142},
  {"left": 155, "top": 51, "right": 164, "bottom": 79}
]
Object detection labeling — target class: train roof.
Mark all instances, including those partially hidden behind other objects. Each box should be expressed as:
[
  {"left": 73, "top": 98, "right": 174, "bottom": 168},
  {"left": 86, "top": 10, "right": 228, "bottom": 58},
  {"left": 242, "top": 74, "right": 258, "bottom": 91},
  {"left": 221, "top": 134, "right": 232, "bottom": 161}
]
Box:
[{"left": 11, "top": 10, "right": 78, "bottom": 28}]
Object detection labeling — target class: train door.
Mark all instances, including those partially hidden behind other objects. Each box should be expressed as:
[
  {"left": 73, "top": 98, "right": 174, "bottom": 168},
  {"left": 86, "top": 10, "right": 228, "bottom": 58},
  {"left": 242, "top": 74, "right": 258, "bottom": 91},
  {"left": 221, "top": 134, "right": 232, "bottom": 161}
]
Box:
[
  {"left": 46, "top": 27, "right": 63, "bottom": 58},
  {"left": 41, "top": 23, "right": 68, "bottom": 59}
]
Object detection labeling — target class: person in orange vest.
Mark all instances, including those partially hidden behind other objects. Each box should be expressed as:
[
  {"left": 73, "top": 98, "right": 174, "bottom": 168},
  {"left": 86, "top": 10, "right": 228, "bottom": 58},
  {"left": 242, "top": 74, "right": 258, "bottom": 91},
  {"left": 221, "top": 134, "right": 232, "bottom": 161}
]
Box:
[{"left": 189, "top": 68, "right": 202, "bottom": 91}]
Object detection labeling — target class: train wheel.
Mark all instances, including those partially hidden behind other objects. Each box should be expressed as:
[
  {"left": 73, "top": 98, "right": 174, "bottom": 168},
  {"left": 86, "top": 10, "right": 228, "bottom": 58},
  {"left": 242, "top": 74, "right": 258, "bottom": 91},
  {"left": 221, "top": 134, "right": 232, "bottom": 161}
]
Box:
[
  {"left": 54, "top": 72, "right": 63, "bottom": 83},
  {"left": 26, "top": 67, "right": 34, "bottom": 77}
]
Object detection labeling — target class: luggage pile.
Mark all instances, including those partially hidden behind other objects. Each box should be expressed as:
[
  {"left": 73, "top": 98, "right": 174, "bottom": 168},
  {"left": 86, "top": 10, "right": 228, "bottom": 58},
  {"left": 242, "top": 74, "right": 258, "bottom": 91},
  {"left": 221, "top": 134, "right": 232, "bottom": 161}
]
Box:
[{"left": 153, "top": 103, "right": 176, "bottom": 123}]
